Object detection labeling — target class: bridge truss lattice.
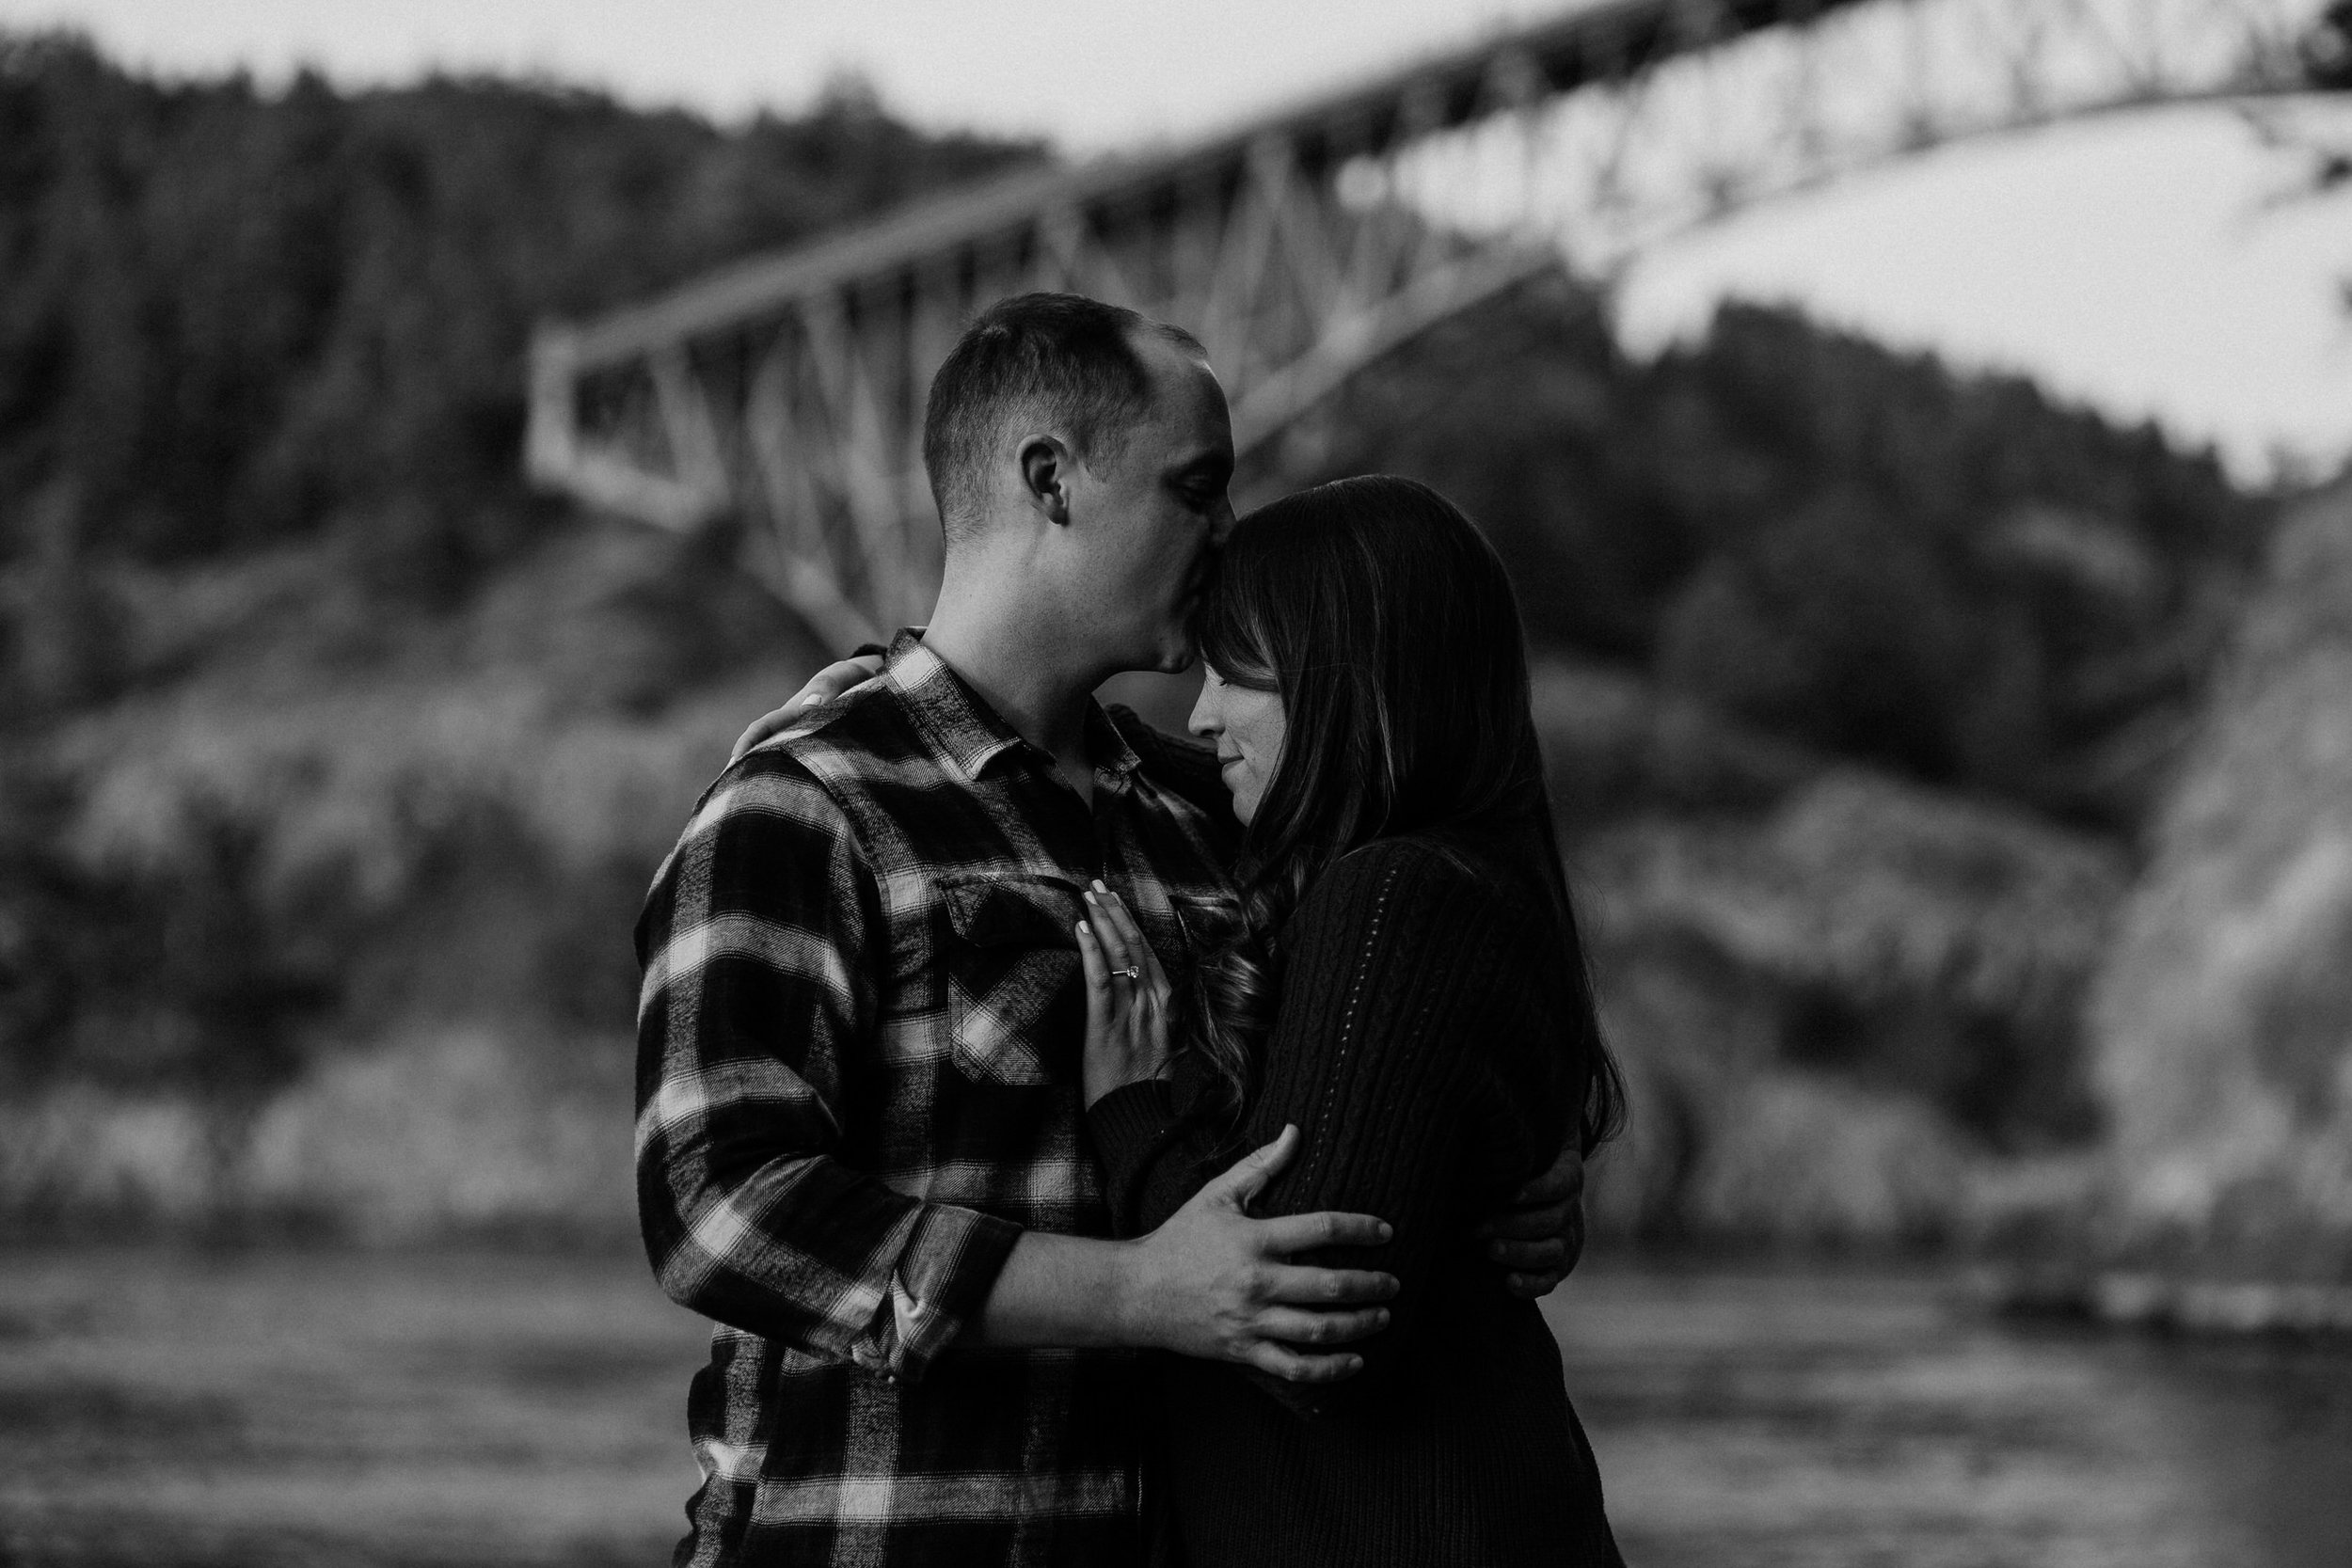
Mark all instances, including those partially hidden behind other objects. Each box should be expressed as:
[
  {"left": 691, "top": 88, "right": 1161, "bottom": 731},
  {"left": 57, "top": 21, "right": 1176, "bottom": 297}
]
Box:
[{"left": 526, "top": 0, "right": 2346, "bottom": 646}]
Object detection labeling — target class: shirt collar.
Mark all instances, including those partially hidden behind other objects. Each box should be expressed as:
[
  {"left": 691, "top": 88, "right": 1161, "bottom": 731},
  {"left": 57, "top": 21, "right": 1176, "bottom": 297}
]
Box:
[
  {"left": 885, "top": 628, "right": 1143, "bottom": 785},
  {"left": 1084, "top": 701, "right": 1145, "bottom": 781}
]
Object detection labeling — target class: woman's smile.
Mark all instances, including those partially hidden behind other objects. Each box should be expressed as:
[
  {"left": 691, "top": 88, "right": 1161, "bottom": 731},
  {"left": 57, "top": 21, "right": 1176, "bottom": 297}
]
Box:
[{"left": 1190, "top": 664, "right": 1287, "bottom": 826}]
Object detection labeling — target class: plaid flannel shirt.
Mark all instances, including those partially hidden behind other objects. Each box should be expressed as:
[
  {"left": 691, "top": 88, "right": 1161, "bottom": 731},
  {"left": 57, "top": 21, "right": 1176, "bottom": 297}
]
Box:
[{"left": 635, "top": 631, "right": 1238, "bottom": 1567}]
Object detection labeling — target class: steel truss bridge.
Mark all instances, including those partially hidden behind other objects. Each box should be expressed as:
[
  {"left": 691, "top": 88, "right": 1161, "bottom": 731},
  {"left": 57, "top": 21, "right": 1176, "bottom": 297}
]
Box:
[{"left": 526, "top": 0, "right": 2348, "bottom": 647}]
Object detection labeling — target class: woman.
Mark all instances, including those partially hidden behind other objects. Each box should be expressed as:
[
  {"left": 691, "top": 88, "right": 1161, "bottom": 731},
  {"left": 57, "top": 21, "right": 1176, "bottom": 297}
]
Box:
[{"left": 1073, "top": 474, "right": 1627, "bottom": 1567}]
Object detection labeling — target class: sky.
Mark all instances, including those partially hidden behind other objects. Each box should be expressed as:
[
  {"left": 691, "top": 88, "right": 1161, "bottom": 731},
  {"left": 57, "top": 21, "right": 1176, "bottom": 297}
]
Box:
[{"left": 6, "top": 0, "right": 2349, "bottom": 482}]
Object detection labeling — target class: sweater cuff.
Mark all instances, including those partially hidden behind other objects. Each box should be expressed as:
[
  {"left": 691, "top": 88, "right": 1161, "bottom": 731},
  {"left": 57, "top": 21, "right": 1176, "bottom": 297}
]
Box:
[
  {"left": 1089, "top": 1080, "right": 1179, "bottom": 1157},
  {"left": 1086, "top": 1081, "right": 1184, "bottom": 1235}
]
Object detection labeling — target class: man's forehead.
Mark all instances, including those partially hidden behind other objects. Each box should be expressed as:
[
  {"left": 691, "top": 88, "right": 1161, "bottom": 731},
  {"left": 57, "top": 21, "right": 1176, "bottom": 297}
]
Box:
[{"left": 1132, "top": 335, "right": 1232, "bottom": 456}]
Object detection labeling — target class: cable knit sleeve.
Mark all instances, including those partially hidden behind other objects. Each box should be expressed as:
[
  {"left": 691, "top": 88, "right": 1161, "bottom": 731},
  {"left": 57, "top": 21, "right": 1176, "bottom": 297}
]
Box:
[{"left": 1089, "top": 836, "right": 1537, "bottom": 1418}]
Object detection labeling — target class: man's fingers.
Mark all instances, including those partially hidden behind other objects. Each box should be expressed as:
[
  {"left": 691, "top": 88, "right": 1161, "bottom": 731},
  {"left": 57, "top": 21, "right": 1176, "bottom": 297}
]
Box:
[
  {"left": 1503, "top": 1269, "right": 1567, "bottom": 1300},
  {"left": 1487, "top": 1234, "right": 1568, "bottom": 1271},
  {"left": 1243, "top": 1342, "right": 1364, "bottom": 1385},
  {"left": 1252, "top": 1305, "right": 1390, "bottom": 1346},
  {"left": 1258, "top": 1262, "right": 1399, "bottom": 1306},
  {"left": 1202, "top": 1126, "right": 1297, "bottom": 1207},
  {"left": 1515, "top": 1142, "right": 1586, "bottom": 1206},
  {"left": 1255, "top": 1210, "right": 1391, "bottom": 1254},
  {"left": 1475, "top": 1199, "right": 1575, "bottom": 1243}
]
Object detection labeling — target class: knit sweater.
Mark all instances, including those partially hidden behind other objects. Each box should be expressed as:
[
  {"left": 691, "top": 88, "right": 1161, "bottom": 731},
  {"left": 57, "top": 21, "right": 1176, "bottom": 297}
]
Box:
[{"left": 1087, "top": 825, "right": 1623, "bottom": 1568}]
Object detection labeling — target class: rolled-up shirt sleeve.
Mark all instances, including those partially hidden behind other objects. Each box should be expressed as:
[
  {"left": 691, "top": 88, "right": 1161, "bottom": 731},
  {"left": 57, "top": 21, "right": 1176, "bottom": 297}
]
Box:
[{"left": 633, "top": 752, "right": 1020, "bottom": 1385}]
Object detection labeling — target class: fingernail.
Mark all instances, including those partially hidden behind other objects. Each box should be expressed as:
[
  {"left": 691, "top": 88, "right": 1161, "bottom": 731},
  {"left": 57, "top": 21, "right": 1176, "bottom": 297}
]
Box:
[
  {"left": 1376, "top": 1222, "right": 1393, "bottom": 1242},
  {"left": 1084, "top": 889, "right": 1097, "bottom": 903},
  {"left": 1373, "top": 1309, "right": 1391, "bottom": 1327},
  {"left": 1077, "top": 920, "right": 1089, "bottom": 935},
  {"left": 1092, "top": 879, "right": 1106, "bottom": 892},
  {"left": 1488, "top": 1241, "right": 1506, "bottom": 1261}
]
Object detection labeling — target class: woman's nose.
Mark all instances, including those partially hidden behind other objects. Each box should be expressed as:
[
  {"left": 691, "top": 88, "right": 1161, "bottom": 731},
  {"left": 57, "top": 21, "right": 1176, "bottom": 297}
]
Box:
[{"left": 1185, "top": 688, "right": 1218, "bottom": 741}]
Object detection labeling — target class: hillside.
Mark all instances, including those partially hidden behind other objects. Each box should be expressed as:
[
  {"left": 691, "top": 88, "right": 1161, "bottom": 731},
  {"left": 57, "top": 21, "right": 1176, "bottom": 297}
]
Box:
[{"left": 0, "top": 34, "right": 2285, "bottom": 1243}]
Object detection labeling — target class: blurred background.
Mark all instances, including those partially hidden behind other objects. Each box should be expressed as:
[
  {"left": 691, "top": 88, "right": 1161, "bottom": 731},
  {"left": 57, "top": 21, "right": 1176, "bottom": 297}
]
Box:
[{"left": 2, "top": 2, "right": 2350, "bottom": 1564}]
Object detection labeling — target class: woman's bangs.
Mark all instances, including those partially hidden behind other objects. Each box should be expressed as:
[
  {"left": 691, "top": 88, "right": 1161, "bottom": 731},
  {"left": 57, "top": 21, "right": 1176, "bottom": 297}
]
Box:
[{"left": 1194, "top": 570, "right": 1280, "bottom": 691}]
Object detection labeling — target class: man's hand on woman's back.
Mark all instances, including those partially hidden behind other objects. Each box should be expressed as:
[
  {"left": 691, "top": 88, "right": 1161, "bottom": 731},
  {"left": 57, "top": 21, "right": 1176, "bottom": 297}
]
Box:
[
  {"left": 1478, "top": 1140, "right": 1586, "bottom": 1298},
  {"left": 1125, "top": 1126, "right": 1398, "bottom": 1383},
  {"left": 970, "top": 1127, "right": 1398, "bottom": 1384}
]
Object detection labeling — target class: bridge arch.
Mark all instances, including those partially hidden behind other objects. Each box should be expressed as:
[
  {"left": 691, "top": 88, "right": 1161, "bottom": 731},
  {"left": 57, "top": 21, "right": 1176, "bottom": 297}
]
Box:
[{"left": 526, "top": 0, "right": 2347, "bottom": 647}]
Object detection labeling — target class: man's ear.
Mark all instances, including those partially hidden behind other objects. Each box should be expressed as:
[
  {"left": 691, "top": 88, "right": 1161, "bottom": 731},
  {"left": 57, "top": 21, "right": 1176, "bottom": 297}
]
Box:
[{"left": 1017, "top": 435, "right": 1073, "bottom": 527}]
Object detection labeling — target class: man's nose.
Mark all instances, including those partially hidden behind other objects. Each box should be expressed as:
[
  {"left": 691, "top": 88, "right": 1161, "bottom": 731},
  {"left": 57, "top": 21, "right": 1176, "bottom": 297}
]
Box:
[{"left": 1209, "top": 498, "right": 1236, "bottom": 546}]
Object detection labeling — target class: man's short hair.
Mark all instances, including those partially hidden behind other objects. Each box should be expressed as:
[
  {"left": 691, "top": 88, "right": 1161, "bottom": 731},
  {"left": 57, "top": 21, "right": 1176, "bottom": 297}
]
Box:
[{"left": 921, "top": 293, "right": 1204, "bottom": 545}]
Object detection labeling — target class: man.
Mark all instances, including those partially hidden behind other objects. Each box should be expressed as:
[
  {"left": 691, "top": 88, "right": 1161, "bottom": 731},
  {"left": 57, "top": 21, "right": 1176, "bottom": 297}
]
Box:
[{"left": 637, "top": 293, "right": 1581, "bottom": 1566}]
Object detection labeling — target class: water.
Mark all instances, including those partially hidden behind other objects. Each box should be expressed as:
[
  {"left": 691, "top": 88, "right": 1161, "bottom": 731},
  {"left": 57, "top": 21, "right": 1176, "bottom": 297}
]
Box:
[
  {"left": 2, "top": 1249, "right": 2346, "bottom": 1566},
  {"left": 1543, "top": 1266, "right": 2352, "bottom": 1568}
]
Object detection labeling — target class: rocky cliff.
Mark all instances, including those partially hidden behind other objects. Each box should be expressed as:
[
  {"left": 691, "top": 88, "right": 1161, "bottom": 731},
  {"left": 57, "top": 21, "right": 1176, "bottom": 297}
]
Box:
[{"left": 2087, "top": 481, "right": 2352, "bottom": 1277}]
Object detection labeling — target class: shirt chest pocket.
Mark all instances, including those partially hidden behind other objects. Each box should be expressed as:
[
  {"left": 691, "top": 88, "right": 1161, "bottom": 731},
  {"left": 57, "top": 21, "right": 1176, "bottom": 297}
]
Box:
[{"left": 938, "top": 874, "right": 1087, "bottom": 1087}]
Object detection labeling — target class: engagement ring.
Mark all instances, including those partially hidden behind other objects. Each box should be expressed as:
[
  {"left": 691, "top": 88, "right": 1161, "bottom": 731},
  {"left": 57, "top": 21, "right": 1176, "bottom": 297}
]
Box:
[{"left": 1114, "top": 966, "right": 1142, "bottom": 980}]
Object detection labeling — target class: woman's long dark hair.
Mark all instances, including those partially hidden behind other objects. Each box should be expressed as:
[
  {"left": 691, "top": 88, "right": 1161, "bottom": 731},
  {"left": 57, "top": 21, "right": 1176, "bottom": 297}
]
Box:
[{"left": 1191, "top": 474, "right": 1627, "bottom": 1154}]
